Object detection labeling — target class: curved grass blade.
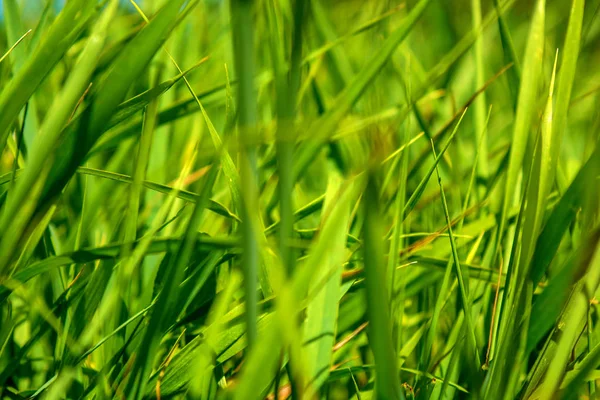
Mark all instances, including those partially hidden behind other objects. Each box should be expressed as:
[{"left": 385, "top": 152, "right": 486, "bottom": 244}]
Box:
[
  {"left": 0, "top": 0, "right": 96, "bottom": 149},
  {"left": 76, "top": 167, "right": 238, "bottom": 221},
  {"left": 303, "top": 176, "right": 352, "bottom": 393},
  {"left": 403, "top": 109, "right": 467, "bottom": 221},
  {"left": 0, "top": 28, "right": 31, "bottom": 66},
  {"left": 537, "top": 227, "right": 600, "bottom": 399},
  {"left": 0, "top": 235, "right": 237, "bottom": 302},
  {"left": 126, "top": 163, "right": 219, "bottom": 399},
  {"left": 292, "top": 0, "right": 432, "bottom": 182},
  {"left": 484, "top": 1, "right": 547, "bottom": 394},
  {"left": 562, "top": 340, "right": 600, "bottom": 399},
  {"left": 431, "top": 140, "right": 481, "bottom": 373},
  {"left": 107, "top": 57, "right": 209, "bottom": 134},
  {"left": 530, "top": 143, "right": 599, "bottom": 285}
]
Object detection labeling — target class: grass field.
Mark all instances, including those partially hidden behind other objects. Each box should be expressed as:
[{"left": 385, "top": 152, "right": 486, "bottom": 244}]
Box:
[{"left": 0, "top": 0, "right": 599, "bottom": 398}]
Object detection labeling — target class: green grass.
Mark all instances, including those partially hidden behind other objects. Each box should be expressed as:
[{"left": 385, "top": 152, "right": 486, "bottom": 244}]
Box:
[{"left": 0, "top": 0, "right": 599, "bottom": 398}]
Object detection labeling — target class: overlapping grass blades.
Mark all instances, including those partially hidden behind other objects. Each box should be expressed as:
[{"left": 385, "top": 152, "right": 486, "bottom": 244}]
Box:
[{"left": 0, "top": 0, "right": 598, "bottom": 398}]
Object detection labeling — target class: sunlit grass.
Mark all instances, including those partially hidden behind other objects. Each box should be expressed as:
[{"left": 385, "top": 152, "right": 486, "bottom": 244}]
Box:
[{"left": 0, "top": 0, "right": 599, "bottom": 399}]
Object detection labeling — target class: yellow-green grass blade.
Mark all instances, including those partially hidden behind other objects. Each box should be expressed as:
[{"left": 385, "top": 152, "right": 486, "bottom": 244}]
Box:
[
  {"left": 303, "top": 176, "right": 352, "bottom": 393},
  {"left": 106, "top": 57, "right": 209, "bottom": 134},
  {"left": 0, "top": 0, "right": 119, "bottom": 278},
  {"left": 2, "top": 0, "right": 40, "bottom": 149},
  {"left": 66, "top": 162, "right": 199, "bottom": 367},
  {"left": 362, "top": 172, "right": 403, "bottom": 400},
  {"left": 74, "top": 167, "right": 238, "bottom": 221},
  {"left": 492, "top": 0, "right": 521, "bottom": 109},
  {"left": 497, "top": 0, "right": 546, "bottom": 244},
  {"left": 419, "top": 107, "right": 491, "bottom": 381},
  {"left": 521, "top": 145, "right": 600, "bottom": 396},
  {"left": 187, "top": 270, "right": 242, "bottom": 399},
  {"left": 432, "top": 140, "right": 481, "bottom": 374},
  {"left": 292, "top": 0, "right": 432, "bottom": 182},
  {"left": 232, "top": 175, "right": 359, "bottom": 399},
  {"left": 149, "top": 312, "right": 276, "bottom": 397},
  {"left": 268, "top": 0, "right": 306, "bottom": 277},
  {"left": 537, "top": 227, "right": 600, "bottom": 399},
  {"left": 126, "top": 163, "right": 219, "bottom": 399},
  {"left": 403, "top": 110, "right": 467, "bottom": 221},
  {"left": 0, "top": 28, "right": 31, "bottom": 66},
  {"left": 527, "top": 249, "right": 589, "bottom": 356},
  {"left": 561, "top": 339, "right": 600, "bottom": 399},
  {"left": 530, "top": 144, "right": 600, "bottom": 286},
  {"left": 1, "top": 0, "right": 598, "bottom": 397},
  {"left": 471, "top": 0, "right": 489, "bottom": 179},
  {"left": 0, "top": 0, "right": 193, "bottom": 280},
  {"left": 40, "top": 0, "right": 195, "bottom": 203},
  {"left": 123, "top": 97, "right": 160, "bottom": 247},
  {"left": 523, "top": 0, "right": 587, "bottom": 290},
  {"left": 2, "top": 0, "right": 28, "bottom": 71},
  {"left": 499, "top": 53, "right": 559, "bottom": 392},
  {"left": 550, "top": 0, "right": 585, "bottom": 186},
  {"left": 310, "top": 0, "right": 353, "bottom": 91},
  {"left": 302, "top": 3, "right": 406, "bottom": 66},
  {"left": 485, "top": 0, "right": 546, "bottom": 392},
  {"left": 0, "top": 0, "right": 96, "bottom": 150},
  {"left": 387, "top": 79, "right": 414, "bottom": 355}
]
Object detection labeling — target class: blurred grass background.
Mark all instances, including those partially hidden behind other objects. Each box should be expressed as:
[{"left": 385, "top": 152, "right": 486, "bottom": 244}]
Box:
[{"left": 0, "top": 0, "right": 599, "bottom": 398}]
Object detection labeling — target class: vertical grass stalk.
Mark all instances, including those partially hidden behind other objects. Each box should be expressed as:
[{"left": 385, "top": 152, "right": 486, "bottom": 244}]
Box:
[{"left": 230, "top": 0, "right": 260, "bottom": 349}]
